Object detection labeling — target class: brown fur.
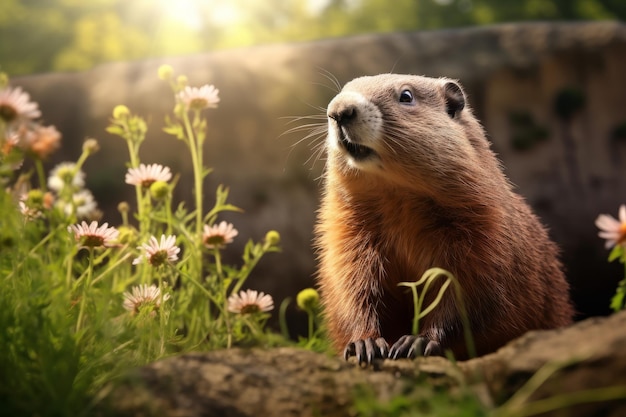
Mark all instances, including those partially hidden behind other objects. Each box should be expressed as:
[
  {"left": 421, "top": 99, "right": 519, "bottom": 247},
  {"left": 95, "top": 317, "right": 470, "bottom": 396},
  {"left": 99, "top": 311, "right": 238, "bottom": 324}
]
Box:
[{"left": 315, "top": 74, "right": 574, "bottom": 360}]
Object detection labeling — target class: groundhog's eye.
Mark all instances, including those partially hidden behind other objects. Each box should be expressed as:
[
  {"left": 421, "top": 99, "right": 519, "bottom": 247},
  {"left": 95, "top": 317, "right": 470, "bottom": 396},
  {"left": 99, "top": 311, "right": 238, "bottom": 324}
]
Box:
[{"left": 399, "top": 89, "right": 414, "bottom": 104}]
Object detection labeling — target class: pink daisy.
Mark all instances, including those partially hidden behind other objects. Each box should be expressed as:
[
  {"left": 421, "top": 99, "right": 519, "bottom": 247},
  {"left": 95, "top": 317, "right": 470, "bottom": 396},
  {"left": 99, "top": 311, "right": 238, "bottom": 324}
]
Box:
[
  {"left": 0, "top": 86, "right": 41, "bottom": 124},
  {"left": 202, "top": 221, "right": 238, "bottom": 249},
  {"left": 20, "top": 124, "right": 61, "bottom": 160},
  {"left": 178, "top": 85, "right": 220, "bottom": 110},
  {"left": 596, "top": 204, "right": 626, "bottom": 249},
  {"left": 227, "top": 289, "right": 274, "bottom": 314},
  {"left": 67, "top": 221, "right": 119, "bottom": 248},
  {"left": 125, "top": 163, "right": 172, "bottom": 188},
  {"left": 133, "top": 234, "right": 180, "bottom": 267}
]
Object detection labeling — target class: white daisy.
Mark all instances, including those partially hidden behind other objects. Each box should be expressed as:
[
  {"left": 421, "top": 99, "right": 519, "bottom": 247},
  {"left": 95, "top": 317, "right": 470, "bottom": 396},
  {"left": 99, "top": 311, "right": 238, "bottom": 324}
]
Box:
[
  {"left": 178, "top": 85, "right": 220, "bottom": 110},
  {"left": 72, "top": 189, "right": 98, "bottom": 219},
  {"left": 18, "top": 201, "right": 42, "bottom": 220},
  {"left": 122, "top": 284, "right": 170, "bottom": 316},
  {"left": 67, "top": 221, "right": 119, "bottom": 248},
  {"left": 133, "top": 234, "right": 180, "bottom": 267},
  {"left": 596, "top": 204, "right": 626, "bottom": 249},
  {"left": 125, "top": 163, "right": 172, "bottom": 188},
  {"left": 227, "top": 289, "right": 274, "bottom": 314},
  {"left": 202, "top": 221, "right": 238, "bottom": 249},
  {"left": 48, "top": 162, "right": 85, "bottom": 192},
  {"left": 56, "top": 189, "right": 98, "bottom": 219}
]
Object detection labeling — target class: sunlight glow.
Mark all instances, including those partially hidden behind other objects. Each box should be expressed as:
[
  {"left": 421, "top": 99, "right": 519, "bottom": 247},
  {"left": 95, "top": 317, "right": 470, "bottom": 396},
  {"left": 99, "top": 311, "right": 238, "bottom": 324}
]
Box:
[
  {"left": 209, "top": 3, "right": 241, "bottom": 26},
  {"left": 156, "top": 0, "right": 204, "bottom": 30},
  {"left": 154, "top": 0, "right": 332, "bottom": 30}
]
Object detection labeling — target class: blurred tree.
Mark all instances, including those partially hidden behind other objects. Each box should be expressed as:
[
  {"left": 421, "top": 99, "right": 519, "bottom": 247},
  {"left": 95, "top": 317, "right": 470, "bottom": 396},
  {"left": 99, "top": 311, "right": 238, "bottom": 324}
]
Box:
[
  {"left": 0, "top": 0, "right": 71, "bottom": 75},
  {"left": 0, "top": 0, "right": 624, "bottom": 76},
  {"left": 54, "top": 11, "right": 151, "bottom": 72}
]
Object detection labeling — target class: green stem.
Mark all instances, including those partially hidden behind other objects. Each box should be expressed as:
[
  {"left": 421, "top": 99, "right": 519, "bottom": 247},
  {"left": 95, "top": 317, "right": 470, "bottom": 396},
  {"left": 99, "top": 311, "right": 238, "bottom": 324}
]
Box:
[
  {"left": 76, "top": 247, "right": 95, "bottom": 333},
  {"left": 225, "top": 308, "right": 233, "bottom": 349},
  {"left": 231, "top": 246, "right": 269, "bottom": 296},
  {"left": 165, "top": 193, "right": 173, "bottom": 235},
  {"left": 66, "top": 249, "right": 74, "bottom": 288},
  {"left": 307, "top": 310, "right": 314, "bottom": 341},
  {"left": 243, "top": 315, "right": 263, "bottom": 338},
  {"left": 91, "top": 251, "right": 132, "bottom": 286},
  {"left": 500, "top": 386, "right": 626, "bottom": 417},
  {"left": 158, "top": 274, "right": 166, "bottom": 357},
  {"left": 35, "top": 159, "right": 47, "bottom": 192},
  {"left": 182, "top": 111, "right": 203, "bottom": 241},
  {"left": 7, "top": 225, "right": 62, "bottom": 280},
  {"left": 213, "top": 248, "right": 223, "bottom": 279},
  {"left": 143, "top": 191, "right": 152, "bottom": 234},
  {"left": 179, "top": 269, "right": 220, "bottom": 304},
  {"left": 279, "top": 298, "right": 291, "bottom": 340},
  {"left": 409, "top": 285, "right": 419, "bottom": 335},
  {"left": 74, "top": 146, "right": 90, "bottom": 173},
  {"left": 125, "top": 139, "right": 147, "bottom": 237},
  {"left": 181, "top": 111, "right": 206, "bottom": 288}
]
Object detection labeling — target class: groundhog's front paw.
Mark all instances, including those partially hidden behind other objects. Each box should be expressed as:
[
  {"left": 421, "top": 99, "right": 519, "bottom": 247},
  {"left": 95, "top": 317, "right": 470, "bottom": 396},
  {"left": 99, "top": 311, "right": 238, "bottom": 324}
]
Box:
[
  {"left": 388, "top": 335, "right": 442, "bottom": 359},
  {"left": 344, "top": 337, "right": 389, "bottom": 366}
]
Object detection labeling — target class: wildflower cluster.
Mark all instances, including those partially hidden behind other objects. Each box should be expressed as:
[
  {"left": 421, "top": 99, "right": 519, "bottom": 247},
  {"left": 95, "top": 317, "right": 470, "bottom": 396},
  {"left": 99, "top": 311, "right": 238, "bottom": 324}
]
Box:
[
  {"left": 0, "top": 68, "right": 283, "bottom": 415},
  {"left": 0, "top": 79, "right": 60, "bottom": 186}
]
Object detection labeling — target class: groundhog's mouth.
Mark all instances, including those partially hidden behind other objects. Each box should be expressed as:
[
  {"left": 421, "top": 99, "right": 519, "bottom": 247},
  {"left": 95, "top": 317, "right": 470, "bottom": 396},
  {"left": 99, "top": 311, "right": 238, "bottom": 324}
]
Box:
[{"left": 338, "top": 128, "right": 375, "bottom": 160}]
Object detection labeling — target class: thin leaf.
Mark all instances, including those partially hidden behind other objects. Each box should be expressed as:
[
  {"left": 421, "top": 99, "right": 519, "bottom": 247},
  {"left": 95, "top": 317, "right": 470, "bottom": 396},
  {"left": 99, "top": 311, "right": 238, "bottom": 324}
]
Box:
[{"left": 608, "top": 245, "right": 624, "bottom": 262}]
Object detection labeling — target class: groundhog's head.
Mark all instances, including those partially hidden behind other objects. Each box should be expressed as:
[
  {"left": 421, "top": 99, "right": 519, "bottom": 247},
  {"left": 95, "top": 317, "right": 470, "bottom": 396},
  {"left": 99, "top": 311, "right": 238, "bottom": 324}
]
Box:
[{"left": 326, "top": 74, "right": 492, "bottom": 193}]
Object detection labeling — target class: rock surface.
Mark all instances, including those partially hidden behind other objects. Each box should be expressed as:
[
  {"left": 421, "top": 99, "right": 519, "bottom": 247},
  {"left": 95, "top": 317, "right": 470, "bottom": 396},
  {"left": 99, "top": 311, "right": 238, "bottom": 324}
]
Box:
[{"left": 106, "top": 311, "right": 626, "bottom": 416}]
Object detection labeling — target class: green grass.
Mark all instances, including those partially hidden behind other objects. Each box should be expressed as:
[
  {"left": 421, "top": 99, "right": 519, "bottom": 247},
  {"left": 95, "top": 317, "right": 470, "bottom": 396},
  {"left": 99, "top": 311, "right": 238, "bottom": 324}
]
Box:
[{"left": 0, "top": 66, "right": 287, "bottom": 416}]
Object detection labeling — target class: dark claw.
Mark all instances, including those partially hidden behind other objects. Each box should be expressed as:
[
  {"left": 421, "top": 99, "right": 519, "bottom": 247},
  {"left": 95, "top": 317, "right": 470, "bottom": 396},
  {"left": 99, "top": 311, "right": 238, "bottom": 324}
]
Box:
[
  {"left": 388, "top": 335, "right": 441, "bottom": 360},
  {"left": 343, "top": 343, "right": 355, "bottom": 361},
  {"left": 344, "top": 337, "right": 390, "bottom": 366},
  {"left": 424, "top": 340, "right": 442, "bottom": 356}
]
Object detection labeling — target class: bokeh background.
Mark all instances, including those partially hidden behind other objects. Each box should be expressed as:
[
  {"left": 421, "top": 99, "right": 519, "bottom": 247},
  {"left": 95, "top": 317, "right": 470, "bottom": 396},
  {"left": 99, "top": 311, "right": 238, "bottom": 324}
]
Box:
[
  {"left": 4, "top": 0, "right": 624, "bottom": 77},
  {"left": 3, "top": 0, "right": 626, "bottom": 334}
]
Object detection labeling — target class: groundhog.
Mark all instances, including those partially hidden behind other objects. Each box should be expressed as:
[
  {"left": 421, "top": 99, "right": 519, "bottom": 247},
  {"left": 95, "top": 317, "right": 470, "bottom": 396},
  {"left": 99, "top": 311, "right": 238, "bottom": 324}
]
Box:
[{"left": 315, "top": 74, "right": 574, "bottom": 365}]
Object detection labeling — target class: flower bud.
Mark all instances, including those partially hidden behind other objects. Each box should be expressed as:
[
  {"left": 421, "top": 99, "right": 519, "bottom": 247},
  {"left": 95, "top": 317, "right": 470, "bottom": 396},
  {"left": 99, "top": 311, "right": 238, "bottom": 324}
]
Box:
[
  {"left": 158, "top": 64, "right": 174, "bottom": 80},
  {"left": 113, "top": 105, "right": 130, "bottom": 119},
  {"left": 26, "top": 189, "right": 44, "bottom": 207},
  {"left": 176, "top": 75, "right": 188, "bottom": 88},
  {"left": 116, "top": 225, "right": 138, "bottom": 245},
  {"left": 149, "top": 180, "right": 170, "bottom": 200},
  {"left": 296, "top": 288, "right": 320, "bottom": 312},
  {"left": 264, "top": 230, "right": 280, "bottom": 246},
  {"left": 82, "top": 138, "right": 100, "bottom": 155},
  {"left": 117, "top": 201, "right": 129, "bottom": 214},
  {"left": 0, "top": 72, "right": 8, "bottom": 89}
]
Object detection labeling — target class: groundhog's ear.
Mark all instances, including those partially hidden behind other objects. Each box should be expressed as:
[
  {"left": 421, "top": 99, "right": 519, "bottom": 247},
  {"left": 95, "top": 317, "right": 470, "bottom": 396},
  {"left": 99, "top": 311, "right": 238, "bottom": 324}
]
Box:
[{"left": 443, "top": 81, "right": 465, "bottom": 118}]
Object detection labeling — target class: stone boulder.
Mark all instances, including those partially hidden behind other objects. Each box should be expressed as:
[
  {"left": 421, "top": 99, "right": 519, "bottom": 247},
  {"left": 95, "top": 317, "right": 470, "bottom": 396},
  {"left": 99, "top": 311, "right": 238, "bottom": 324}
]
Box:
[{"left": 105, "top": 310, "right": 626, "bottom": 417}]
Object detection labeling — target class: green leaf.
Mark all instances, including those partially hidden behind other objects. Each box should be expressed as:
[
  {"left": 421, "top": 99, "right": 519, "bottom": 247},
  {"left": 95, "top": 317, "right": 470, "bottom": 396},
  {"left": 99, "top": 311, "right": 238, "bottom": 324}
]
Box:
[
  {"left": 610, "top": 286, "right": 625, "bottom": 312},
  {"left": 105, "top": 125, "right": 124, "bottom": 136},
  {"left": 608, "top": 245, "right": 624, "bottom": 262},
  {"left": 163, "top": 124, "right": 184, "bottom": 139}
]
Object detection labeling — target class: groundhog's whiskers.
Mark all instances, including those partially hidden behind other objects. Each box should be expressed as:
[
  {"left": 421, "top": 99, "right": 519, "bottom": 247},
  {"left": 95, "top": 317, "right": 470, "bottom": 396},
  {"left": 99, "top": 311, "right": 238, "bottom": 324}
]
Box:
[
  {"left": 314, "top": 68, "right": 343, "bottom": 93},
  {"left": 281, "top": 114, "right": 328, "bottom": 170}
]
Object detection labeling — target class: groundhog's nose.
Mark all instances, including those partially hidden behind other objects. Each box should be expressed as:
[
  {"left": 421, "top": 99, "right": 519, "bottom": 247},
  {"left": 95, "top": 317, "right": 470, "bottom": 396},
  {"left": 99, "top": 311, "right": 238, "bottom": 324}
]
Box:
[{"left": 328, "top": 103, "right": 357, "bottom": 125}]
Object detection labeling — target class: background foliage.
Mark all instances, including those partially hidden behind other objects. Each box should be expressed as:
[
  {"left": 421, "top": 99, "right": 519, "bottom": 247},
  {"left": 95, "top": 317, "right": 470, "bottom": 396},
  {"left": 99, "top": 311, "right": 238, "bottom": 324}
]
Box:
[{"left": 1, "top": 0, "right": 625, "bottom": 76}]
